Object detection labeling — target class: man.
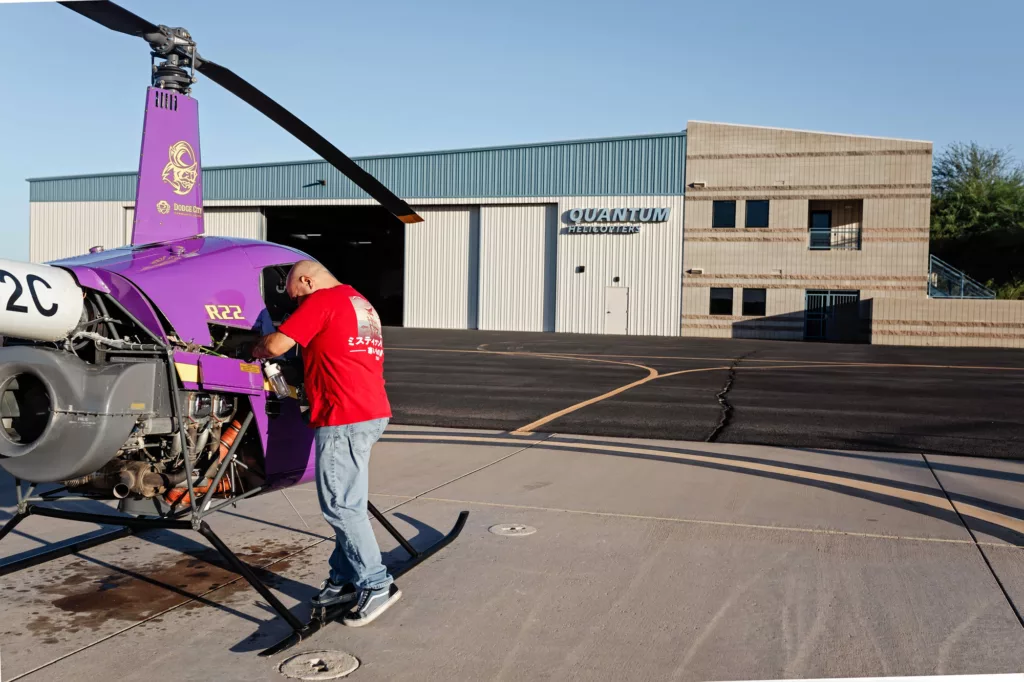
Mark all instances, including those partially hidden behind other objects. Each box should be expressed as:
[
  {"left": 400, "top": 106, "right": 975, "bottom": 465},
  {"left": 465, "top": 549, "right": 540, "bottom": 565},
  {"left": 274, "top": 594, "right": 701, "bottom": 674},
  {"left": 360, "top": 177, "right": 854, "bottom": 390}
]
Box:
[{"left": 252, "top": 260, "right": 399, "bottom": 627}]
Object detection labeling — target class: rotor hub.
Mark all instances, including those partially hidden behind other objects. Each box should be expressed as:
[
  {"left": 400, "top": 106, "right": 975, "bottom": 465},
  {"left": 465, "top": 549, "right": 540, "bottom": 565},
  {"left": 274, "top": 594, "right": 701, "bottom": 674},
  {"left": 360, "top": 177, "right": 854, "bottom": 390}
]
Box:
[{"left": 145, "top": 25, "right": 198, "bottom": 94}]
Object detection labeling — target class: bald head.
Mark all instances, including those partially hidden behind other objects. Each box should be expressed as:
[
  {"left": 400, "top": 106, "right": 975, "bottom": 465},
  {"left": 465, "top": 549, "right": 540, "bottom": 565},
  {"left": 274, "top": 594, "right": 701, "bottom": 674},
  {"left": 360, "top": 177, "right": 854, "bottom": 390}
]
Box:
[{"left": 286, "top": 260, "right": 340, "bottom": 303}]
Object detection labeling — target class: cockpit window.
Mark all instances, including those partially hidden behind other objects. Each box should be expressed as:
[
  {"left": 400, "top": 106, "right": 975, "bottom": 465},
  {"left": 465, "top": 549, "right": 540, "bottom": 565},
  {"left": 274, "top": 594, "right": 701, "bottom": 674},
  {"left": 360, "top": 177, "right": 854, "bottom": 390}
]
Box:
[{"left": 261, "top": 264, "right": 295, "bottom": 326}]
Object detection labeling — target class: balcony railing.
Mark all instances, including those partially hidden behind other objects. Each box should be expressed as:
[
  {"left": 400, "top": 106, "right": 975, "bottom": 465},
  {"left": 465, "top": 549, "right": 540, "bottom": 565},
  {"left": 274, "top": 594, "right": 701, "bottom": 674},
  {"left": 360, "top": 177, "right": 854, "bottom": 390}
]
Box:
[
  {"left": 928, "top": 255, "right": 996, "bottom": 299},
  {"left": 809, "top": 225, "right": 861, "bottom": 251}
]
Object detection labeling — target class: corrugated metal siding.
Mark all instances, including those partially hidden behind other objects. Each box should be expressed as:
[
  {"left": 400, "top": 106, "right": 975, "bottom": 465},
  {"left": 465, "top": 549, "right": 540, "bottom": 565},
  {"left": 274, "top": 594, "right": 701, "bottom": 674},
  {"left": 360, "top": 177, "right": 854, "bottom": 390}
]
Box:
[
  {"left": 30, "top": 201, "right": 129, "bottom": 263},
  {"left": 478, "top": 205, "right": 555, "bottom": 332},
  {"left": 124, "top": 206, "right": 134, "bottom": 243},
  {"left": 404, "top": 207, "right": 474, "bottom": 329},
  {"left": 29, "top": 133, "right": 686, "bottom": 202},
  {"left": 29, "top": 174, "right": 137, "bottom": 204},
  {"left": 203, "top": 207, "right": 266, "bottom": 240},
  {"left": 555, "top": 196, "right": 685, "bottom": 336}
]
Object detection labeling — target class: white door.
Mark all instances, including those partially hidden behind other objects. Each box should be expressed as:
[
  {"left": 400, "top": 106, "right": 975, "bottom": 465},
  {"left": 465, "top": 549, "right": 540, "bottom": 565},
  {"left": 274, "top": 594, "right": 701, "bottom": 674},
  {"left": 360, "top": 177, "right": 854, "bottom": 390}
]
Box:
[
  {"left": 604, "top": 287, "right": 629, "bottom": 335},
  {"left": 478, "top": 205, "right": 553, "bottom": 332}
]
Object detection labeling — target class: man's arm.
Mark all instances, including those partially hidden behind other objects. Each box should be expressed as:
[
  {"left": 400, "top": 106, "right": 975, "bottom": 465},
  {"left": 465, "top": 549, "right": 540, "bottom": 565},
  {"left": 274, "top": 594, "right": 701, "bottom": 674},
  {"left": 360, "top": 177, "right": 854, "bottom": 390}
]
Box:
[{"left": 252, "top": 331, "right": 296, "bottom": 359}]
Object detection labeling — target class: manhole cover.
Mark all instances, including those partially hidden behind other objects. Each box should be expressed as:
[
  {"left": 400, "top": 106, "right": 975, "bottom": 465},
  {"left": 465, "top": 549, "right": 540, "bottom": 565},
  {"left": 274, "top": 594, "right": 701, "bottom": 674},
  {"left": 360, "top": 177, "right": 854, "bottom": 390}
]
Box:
[
  {"left": 489, "top": 523, "right": 537, "bottom": 537},
  {"left": 279, "top": 650, "right": 359, "bottom": 680}
]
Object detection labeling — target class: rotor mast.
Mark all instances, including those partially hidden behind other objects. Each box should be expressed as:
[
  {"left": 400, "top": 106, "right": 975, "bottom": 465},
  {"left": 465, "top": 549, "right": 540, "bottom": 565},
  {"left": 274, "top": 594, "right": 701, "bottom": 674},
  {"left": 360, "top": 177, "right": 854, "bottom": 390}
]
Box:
[{"left": 144, "top": 25, "right": 199, "bottom": 94}]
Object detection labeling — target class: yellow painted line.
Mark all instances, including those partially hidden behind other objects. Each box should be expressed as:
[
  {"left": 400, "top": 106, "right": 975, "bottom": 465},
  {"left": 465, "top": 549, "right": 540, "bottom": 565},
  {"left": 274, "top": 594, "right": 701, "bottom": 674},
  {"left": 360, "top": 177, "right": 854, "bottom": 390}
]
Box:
[
  {"left": 389, "top": 345, "right": 653, "bottom": 373},
  {"left": 511, "top": 365, "right": 730, "bottom": 435},
  {"left": 377, "top": 432, "right": 1024, "bottom": 537},
  {"left": 519, "top": 352, "right": 656, "bottom": 373},
  {"left": 384, "top": 345, "right": 671, "bottom": 436},
  {"left": 513, "top": 359, "right": 1017, "bottom": 435},
  {"left": 574, "top": 353, "right": 1024, "bottom": 373},
  {"left": 387, "top": 346, "right": 1024, "bottom": 372}
]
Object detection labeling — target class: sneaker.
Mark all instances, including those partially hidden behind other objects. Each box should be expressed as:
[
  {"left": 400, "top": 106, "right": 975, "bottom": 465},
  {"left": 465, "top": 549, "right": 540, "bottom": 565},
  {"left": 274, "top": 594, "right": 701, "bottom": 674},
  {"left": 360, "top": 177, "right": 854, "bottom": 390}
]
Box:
[
  {"left": 311, "top": 578, "right": 358, "bottom": 608},
  {"left": 342, "top": 583, "right": 402, "bottom": 627}
]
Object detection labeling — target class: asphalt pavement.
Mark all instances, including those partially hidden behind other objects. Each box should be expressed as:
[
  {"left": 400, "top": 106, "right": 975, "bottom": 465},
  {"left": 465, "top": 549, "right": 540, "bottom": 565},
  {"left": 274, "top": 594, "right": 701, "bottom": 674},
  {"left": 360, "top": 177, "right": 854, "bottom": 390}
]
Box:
[{"left": 382, "top": 328, "right": 1024, "bottom": 459}]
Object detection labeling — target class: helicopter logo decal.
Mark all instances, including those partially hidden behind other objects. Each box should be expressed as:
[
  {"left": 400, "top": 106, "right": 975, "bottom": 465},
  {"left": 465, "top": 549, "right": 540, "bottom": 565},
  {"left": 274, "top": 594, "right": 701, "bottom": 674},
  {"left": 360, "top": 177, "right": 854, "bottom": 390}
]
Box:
[
  {"left": 156, "top": 200, "right": 170, "bottom": 214},
  {"left": 162, "top": 140, "right": 198, "bottom": 195}
]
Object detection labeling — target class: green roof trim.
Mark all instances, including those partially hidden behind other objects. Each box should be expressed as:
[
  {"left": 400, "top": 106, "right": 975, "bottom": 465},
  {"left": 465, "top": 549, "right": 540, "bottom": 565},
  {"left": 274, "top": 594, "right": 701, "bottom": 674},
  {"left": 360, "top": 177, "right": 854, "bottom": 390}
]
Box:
[{"left": 29, "top": 132, "right": 687, "bottom": 202}]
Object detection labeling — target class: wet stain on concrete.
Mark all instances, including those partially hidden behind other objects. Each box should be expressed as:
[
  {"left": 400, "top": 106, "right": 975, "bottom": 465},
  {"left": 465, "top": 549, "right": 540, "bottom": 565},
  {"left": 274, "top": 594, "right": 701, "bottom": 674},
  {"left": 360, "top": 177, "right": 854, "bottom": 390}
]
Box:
[{"left": 2, "top": 538, "right": 302, "bottom": 641}]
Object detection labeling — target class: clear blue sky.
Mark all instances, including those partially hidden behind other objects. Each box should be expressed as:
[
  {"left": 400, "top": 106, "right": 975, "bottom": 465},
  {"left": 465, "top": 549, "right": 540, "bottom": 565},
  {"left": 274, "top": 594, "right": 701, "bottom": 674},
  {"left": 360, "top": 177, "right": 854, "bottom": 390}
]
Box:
[{"left": 2, "top": 0, "right": 1022, "bottom": 261}]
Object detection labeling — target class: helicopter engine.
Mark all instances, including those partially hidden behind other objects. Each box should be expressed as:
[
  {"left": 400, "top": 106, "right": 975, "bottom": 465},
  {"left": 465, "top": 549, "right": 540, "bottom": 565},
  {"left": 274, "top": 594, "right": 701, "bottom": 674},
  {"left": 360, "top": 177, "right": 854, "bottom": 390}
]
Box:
[{"left": 0, "top": 259, "right": 255, "bottom": 506}]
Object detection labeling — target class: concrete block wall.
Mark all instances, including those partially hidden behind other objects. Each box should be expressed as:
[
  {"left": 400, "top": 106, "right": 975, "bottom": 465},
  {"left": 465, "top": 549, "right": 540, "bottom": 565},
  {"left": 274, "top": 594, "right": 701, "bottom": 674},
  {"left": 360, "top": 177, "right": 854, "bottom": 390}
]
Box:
[
  {"left": 871, "top": 297, "right": 1024, "bottom": 348},
  {"left": 681, "top": 121, "right": 933, "bottom": 341}
]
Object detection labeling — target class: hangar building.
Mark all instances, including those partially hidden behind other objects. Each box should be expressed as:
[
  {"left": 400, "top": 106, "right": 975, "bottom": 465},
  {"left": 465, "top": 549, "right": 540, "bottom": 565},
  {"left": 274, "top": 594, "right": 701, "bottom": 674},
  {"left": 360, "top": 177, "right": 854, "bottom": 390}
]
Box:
[{"left": 28, "top": 121, "right": 1023, "bottom": 347}]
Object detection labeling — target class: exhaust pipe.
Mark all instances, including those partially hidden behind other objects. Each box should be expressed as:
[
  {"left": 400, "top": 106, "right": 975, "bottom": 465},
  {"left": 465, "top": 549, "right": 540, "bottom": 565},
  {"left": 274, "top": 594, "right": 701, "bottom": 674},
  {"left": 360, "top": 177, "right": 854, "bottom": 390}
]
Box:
[{"left": 112, "top": 470, "right": 133, "bottom": 499}]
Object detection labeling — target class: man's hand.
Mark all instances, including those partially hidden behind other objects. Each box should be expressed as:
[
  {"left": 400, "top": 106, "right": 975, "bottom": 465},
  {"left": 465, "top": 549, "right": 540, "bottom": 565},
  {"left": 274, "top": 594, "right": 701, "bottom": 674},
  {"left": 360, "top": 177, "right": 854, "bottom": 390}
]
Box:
[{"left": 252, "top": 331, "right": 297, "bottom": 359}]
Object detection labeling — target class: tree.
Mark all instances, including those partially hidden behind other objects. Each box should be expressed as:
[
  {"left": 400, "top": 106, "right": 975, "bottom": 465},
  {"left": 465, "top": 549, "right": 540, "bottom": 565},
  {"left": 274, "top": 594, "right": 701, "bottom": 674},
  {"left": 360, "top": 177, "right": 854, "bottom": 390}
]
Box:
[{"left": 930, "top": 142, "right": 1024, "bottom": 298}]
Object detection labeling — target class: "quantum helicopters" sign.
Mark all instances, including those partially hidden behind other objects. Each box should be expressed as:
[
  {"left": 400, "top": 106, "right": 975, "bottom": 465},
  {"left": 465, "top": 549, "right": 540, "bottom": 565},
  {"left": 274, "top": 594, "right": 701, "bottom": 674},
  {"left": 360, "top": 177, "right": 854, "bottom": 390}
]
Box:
[{"left": 564, "top": 207, "right": 670, "bottom": 234}]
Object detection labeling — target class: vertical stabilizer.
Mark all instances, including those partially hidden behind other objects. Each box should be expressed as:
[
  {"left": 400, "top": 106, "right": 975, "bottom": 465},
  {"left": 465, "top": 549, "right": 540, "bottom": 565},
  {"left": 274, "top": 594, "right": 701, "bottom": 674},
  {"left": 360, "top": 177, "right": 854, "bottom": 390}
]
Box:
[{"left": 132, "top": 87, "right": 204, "bottom": 245}]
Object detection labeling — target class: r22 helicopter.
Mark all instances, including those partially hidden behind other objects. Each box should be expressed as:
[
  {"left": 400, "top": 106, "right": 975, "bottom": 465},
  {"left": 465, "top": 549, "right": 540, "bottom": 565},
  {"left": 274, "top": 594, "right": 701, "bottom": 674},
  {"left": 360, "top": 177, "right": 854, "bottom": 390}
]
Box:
[{"left": 0, "top": 0, "right": 466, "bottom": 656}]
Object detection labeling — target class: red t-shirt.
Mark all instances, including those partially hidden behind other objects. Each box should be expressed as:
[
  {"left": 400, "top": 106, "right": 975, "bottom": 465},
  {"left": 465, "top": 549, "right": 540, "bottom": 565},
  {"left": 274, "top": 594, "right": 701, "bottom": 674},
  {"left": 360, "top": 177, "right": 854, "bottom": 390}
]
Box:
[{"left": 278, "top": 285, "right": 392, "bottom": 428}]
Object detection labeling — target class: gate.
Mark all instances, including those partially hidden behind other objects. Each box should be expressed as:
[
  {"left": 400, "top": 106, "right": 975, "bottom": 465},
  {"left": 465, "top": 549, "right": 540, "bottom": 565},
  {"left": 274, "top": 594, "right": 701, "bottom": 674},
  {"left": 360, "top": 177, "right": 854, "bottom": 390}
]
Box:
[{"left": 804, "top": 290, "right": 861, "bottom": 342}]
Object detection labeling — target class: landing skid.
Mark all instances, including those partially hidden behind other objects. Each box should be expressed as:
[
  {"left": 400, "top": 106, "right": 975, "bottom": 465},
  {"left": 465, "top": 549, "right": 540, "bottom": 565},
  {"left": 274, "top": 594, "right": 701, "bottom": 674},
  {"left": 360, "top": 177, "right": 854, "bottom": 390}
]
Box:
[
  {"left": 259, "top": 505, "right": 469, "bottom": 657},
  {"left": 0, "top": 494, "right": 468, "bottom": 657}
]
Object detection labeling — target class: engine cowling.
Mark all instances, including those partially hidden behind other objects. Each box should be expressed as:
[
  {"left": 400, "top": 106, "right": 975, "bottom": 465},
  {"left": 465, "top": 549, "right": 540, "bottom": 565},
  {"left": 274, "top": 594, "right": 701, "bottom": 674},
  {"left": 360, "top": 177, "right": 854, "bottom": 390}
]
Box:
[
  {"left": 0, "top": 259, "right": 84, "bottom": 343},
  {"left": 0, "top": 345, "right": 166, "bottom": 482}
]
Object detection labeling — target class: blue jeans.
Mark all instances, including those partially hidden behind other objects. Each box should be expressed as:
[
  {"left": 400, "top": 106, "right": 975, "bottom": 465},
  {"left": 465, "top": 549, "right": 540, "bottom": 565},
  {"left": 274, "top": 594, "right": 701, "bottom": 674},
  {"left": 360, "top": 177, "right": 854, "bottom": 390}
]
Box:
[{"left": 314, "top": 417, "right": 392, "bottom": 590}]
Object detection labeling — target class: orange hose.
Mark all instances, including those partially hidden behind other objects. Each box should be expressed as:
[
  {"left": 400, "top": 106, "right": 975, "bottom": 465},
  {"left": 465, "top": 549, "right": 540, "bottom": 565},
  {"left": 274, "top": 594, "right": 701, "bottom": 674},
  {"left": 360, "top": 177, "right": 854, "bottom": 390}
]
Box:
[{"left": 165, "top": 419, "right": 242, "bottom": 507}]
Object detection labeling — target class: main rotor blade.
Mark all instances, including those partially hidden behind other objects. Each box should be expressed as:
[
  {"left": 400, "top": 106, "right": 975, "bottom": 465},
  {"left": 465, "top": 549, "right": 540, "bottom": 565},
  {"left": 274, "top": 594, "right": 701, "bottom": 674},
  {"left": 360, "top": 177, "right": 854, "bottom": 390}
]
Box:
[
  {"left": 196, "top": 59, "right": 424, "bottom": 224},
  {"left": 58, "top": 0, "right": 157, "bottom": 37}
]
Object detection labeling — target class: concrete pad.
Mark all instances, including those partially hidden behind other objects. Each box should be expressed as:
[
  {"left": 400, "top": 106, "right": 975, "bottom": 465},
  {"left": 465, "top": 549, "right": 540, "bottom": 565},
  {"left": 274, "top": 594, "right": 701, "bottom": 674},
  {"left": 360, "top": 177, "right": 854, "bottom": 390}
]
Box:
[
  {"left": 0, "top": 482, "right": 444, "bottom": 681},
  {"left": 13, "top": 498, "right": 1024, "bottom": 681},
  {"left": 979, "top": 545, "right": 1024, "bottom": 628},
  {"left": 0, "top": 472, "right": 125, "bottom": 560},
  {"left": 0, "top": 491, "right": 326, "bottom": 679},
  {"left": 371, "top": 425, "right": 547, "bottom": 498},
  {"left": 4, "top": 427, "right": 1021, "bottom": 681},
  {"left": 926, "top": 454, "right": 1024, "bottom": 546},
  {"left": 428, "top": 431, "right": 974, "bottom": 541}
]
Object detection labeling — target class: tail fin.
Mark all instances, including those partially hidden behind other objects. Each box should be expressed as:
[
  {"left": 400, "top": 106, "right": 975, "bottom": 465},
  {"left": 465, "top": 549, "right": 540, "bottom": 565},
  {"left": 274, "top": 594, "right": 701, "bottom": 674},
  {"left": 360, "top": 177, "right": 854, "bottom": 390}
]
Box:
[{"left": 131, "top": 87, "right": 204, "bottom": 245}]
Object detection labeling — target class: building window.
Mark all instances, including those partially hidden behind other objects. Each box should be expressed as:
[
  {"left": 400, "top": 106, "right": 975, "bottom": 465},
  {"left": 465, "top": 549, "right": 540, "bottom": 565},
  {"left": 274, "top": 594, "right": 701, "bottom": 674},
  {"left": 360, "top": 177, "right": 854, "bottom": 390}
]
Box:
[
  {"left": 742, "top": 288, "right": 767, "bottom": 316},
  {"left": 808, "top": 201, "right": 862, "bottom": 250},
  {"left": 710, "top": 287, "right": 733, "bottom": 315},
  {"left": 712, "top": 201, "right": 736, "bottom": 228},
  {"left": 808, "top": 210, "right": 832, "bottom": 249},
  {"left": 745, "top": 200, "right": 769, "bottom": 228}
]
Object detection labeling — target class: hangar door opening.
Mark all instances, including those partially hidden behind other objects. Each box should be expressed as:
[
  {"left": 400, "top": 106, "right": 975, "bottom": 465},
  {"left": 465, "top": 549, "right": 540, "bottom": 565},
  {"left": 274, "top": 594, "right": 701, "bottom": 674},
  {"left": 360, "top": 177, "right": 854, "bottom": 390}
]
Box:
[
  {"left": 478, "top": 205, "right": 558, "bottom": 332},
  {"left": 265, "top": 206, "right": 405, "bottom": 326}
]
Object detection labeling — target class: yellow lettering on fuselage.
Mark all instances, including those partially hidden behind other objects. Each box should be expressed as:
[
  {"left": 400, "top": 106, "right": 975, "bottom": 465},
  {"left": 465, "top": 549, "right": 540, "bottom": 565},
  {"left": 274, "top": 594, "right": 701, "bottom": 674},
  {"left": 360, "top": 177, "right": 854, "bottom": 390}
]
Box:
[{"left": 205, "top": 304, "right": 244, "bottom": 321}]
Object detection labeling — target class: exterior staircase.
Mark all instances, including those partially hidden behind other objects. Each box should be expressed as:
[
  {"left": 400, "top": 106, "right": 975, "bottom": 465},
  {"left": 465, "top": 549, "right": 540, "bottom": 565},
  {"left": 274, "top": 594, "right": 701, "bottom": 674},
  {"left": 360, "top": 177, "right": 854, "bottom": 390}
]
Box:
[{"left": 928, "top": 255, "right": 996, "bottom": 299}]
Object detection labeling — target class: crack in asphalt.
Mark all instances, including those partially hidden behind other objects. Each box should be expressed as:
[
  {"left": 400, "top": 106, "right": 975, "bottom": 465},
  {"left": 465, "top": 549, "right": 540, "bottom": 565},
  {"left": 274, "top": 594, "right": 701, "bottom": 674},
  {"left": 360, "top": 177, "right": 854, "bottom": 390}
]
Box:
[{"left": 706, "top": 352, "right": 756, "bottom": 443}]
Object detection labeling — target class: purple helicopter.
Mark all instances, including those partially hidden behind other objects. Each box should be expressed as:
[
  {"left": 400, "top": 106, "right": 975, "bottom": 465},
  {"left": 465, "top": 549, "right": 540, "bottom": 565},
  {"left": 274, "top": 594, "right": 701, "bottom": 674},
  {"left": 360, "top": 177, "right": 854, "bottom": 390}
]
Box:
[{"left": 0, "top": 0, "right": 466, "bottom": 655}]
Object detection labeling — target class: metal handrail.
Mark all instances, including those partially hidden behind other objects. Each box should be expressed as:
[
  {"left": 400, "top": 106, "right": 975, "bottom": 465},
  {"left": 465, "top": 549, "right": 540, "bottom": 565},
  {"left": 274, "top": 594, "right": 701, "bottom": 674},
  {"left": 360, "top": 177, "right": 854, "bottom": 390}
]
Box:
[
  {"left": 809, "top": 225, "right": 861, "bottom": 250},
  {"left": 928, "top": 254, "right": 996, "bottom": 299}
]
